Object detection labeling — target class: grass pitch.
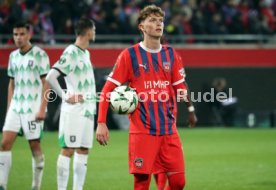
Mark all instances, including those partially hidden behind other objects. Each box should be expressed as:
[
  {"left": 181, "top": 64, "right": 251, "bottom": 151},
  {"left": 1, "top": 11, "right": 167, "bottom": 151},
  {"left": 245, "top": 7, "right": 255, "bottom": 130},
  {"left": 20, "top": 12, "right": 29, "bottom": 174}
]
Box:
[{"left": 2, "top": 128, "right": 276, "bottom": 190}]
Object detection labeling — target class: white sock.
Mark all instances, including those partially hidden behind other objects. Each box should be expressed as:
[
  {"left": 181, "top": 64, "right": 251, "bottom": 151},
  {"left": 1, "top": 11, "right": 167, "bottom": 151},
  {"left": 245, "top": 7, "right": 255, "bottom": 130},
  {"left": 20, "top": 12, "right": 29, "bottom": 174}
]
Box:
[
  {"left": 57, "top": 154, "right": 70, "bottom": 190},
  {"left": 0, "top": 151, "right": 12, "bottom": 189},
  {"left": 32, "top": 154, "right": 45, "bottom": 190},
  {"left": 73, "top": 153, "right": 88, "bottom": 190}
]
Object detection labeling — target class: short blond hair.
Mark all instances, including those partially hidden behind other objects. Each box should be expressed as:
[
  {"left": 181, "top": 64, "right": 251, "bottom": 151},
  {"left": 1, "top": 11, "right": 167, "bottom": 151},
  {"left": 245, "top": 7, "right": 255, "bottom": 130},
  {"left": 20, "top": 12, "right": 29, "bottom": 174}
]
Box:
[{"left": 137, "top": 5, "right": 165, "bottom": 25}]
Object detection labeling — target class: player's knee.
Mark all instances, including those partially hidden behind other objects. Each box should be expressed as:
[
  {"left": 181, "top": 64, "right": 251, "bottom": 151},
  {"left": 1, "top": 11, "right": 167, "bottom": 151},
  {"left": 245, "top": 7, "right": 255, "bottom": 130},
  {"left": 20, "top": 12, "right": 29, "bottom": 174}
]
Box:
[
  {"left": 168, "top": 173, "right": 185, "bottom": 190},
  {"left": 134, "top": 174, "right": 151, "bottom": 190},
  {"left": 29, "top": 139, "right": 41, "bottom": 149},
  {"left": 61, "top": 148, "right": 75, "bottom": 157},
  {"left": 0, "top": 141, "right": 12, "bottom": 151}
]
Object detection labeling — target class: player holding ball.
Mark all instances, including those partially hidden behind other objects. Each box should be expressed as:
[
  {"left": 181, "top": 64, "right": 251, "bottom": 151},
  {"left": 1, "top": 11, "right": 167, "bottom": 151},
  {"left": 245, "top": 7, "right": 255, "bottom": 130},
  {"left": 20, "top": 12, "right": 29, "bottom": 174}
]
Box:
[{"left": 96, "top": 5, "right": 197, "bottom": 190}]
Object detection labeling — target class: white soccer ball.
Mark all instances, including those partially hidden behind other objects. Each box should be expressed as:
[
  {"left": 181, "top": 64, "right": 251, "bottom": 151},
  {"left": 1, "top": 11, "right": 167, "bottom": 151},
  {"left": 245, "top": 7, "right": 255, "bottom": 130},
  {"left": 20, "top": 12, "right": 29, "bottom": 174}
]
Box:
[{"left": 110, "top": 85, "right": 138, "bottom": 114}]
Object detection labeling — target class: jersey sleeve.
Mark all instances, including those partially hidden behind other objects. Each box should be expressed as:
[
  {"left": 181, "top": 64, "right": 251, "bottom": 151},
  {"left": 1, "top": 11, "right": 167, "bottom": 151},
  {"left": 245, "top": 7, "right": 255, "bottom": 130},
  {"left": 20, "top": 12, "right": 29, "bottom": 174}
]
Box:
[
  {"left": 39, "top": 51, "right": 50, "bottom": 76},
  {"left": 107, "top": 50, "right": 130, "bottom": 86},
  {"left": 171, "top": 51, "right": 186, "bottom": 86},
  {"left": 7, "top": 54, "right": 14, "bottom": 78},
  {"left": 52, "top": 50, "right": 76, "bottom": 76}
]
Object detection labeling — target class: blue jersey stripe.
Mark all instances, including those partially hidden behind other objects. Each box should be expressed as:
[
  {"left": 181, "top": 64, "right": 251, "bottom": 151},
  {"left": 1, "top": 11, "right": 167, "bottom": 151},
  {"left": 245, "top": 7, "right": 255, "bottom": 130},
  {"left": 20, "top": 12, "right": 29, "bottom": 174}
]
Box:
[
  {"left": 168, "top": 47, "right": 174, "bottom": 68},
  {"left": 158, "top": 102, "right": 166, "bottom": 135},
  {"left": 128, "top": 47, "right": 140, "bottom": 77},
  {"left": 148, "top": 101, "right": 156, "bottom": 135},
  {"left": 160, "top": 47, "right": 167, "bottom": 62},
  {"left": 138, "top": 46, "right": 149, "bottom": 72},
  {"left": 160, "top": 47, "right": 170, "bottom": 72},
  {"left": 139, "top": 102, "right": 147, "bottom": 128},
  {"left": 151, "top": 53, "right": 159, "bottom": 72}
]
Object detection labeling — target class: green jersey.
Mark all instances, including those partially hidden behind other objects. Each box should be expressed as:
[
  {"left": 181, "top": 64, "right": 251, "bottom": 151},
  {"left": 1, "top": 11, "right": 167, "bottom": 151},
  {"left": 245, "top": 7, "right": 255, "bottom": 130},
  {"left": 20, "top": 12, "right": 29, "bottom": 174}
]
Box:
[
  {"left": 53, "top": 44, "right": 96, "bottom": 117},
  {"left": 7, "top": 46, "right": 50, "bottom": 114}
]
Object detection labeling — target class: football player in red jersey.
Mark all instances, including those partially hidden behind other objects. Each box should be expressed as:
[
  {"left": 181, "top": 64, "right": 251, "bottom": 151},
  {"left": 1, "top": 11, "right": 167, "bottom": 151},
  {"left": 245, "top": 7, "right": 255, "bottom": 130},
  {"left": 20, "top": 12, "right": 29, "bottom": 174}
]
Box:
[{"left": 96, "top": 4, "right": 196, "bottom": 190}]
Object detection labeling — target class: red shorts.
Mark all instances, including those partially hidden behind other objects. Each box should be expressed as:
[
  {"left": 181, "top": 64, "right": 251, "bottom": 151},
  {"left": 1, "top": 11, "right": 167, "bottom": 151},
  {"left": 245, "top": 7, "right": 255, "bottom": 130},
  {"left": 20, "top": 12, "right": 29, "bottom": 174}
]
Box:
[{"left": 129, "top": 133, "right": 185, "bottom": 174}]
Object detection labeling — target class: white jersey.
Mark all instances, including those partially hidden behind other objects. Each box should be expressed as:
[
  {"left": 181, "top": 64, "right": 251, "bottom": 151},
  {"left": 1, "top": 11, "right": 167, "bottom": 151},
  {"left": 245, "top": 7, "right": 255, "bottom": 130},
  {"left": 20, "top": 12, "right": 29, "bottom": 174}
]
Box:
[
  {"left": 53, "top": 44, "right": 96, "bottom": 117},
  {"left": 7, "top": 46, "right": 50, "bottom": 114}
]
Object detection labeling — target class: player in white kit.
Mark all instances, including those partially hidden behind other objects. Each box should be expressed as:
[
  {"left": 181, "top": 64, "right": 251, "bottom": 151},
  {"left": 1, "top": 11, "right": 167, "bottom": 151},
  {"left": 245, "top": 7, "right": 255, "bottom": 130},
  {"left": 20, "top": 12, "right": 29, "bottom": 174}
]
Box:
[
  {"left": 46, "top": 18, "right": 97, "bottom": 190},
  {"left": 0, "top": 21, "right": 50, "bottom": 190}
]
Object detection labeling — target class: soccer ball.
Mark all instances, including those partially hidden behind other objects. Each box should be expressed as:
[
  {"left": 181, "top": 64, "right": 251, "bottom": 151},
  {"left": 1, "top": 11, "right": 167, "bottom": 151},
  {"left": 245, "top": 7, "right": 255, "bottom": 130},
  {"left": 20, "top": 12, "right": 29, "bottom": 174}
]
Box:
[{"left": 110, "top": 85, "right": 138, "bottom": 114}]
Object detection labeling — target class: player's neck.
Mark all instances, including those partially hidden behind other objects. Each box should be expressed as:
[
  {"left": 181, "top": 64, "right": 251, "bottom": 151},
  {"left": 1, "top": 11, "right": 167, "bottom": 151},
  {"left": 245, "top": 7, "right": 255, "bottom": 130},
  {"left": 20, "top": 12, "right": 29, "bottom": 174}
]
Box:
[
  {"left": 19, "top": 42, "right": 32, "bottom": 54},
  {"left": 142, "top": 38, "right": 161, "bottom": 50},
  {"left": 75, "top": 37, "right": 89, "bottom": 50}
]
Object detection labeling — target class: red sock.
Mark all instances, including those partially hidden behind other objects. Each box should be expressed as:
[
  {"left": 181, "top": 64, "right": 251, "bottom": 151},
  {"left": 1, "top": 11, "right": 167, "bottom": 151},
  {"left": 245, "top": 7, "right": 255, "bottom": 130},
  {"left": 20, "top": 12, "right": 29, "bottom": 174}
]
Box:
[
  {"left": 154, "top": 173, "right": 168, "bottom": 190},
  {"left": 134, "top": 174, "right": 151, "bottom": 190},
  {"left": 167, "top": 173, "right": 185, "bottom": 190}
]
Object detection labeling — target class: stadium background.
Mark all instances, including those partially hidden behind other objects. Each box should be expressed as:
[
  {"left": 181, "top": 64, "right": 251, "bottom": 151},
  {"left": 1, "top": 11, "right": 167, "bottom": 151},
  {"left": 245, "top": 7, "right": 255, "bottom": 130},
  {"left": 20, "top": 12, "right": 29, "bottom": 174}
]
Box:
[
  {"left": 1, "top": 46, "right": 276, "bottom": 129},
  {"left": 1, "top": 0, "right": 276, "bottom": 130}
]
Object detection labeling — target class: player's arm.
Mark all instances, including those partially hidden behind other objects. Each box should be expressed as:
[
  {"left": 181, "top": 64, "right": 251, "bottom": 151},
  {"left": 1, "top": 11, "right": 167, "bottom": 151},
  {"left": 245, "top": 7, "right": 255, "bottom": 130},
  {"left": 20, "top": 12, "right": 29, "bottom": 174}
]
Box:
[
  {"left": 96, "top": 80, "right": 117, "bottom": 146},
  {"left": 173, "top": 81, "right": 197, "bottom": 128},
  {"left": 46, "top": 69, "right": 83, "bottom": 104},
  {"left": 172, "top": 50, "right": 197, "bottom": 128},
  {"left": 7, "top": 54, "right": 15, "bottom": 112},
  {"left": 46, "top": 69, "right": 63, "bottom": 98},
  {"left": 183, "top": 81, "right": 197, "bottom": 128},
  {"left": 96, "top": 50, "right": 130, "bottom": 146},
  {"left": 35, "top": 77, "right": 49, "bottom": 121},
  {"left": 6, "top": 78, "right": 14, "bottom": 111}
]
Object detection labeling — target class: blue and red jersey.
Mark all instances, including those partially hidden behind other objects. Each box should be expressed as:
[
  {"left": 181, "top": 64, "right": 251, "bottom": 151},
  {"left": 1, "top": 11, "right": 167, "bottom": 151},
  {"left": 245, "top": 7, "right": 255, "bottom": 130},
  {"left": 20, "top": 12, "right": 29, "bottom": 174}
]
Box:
[{"left": 108, "top": 42, "right": 186, "bottom": 135}]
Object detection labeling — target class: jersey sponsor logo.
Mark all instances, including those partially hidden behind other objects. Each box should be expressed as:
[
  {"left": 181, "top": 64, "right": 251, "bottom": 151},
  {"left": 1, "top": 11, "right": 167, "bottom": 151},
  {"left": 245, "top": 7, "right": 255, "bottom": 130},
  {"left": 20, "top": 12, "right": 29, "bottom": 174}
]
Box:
[
  {"left": 144, "top": 80, "right": 170, "bottom": 89},
  {"left": 28, "top": 60, "right": 34, "bottom": 67},
  {"left": 134, "top": 158, "right": 143, "bottom": 168},
  {"left": 70, "top": 135, "right": 76, "bottom": 143},
  {"left": 162, "top": 62, "right": 170, "bottom": 72}
]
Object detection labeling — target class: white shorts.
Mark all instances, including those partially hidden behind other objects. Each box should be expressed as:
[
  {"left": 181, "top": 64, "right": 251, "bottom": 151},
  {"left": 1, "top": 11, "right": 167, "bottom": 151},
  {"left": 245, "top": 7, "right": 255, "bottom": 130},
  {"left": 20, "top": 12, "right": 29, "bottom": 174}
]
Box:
[
  {"left": 3, "top": 109, "right": 44, "bottom": 140},
  {"left": 59, "top": 111, "right": 94, "bottom": 148}
]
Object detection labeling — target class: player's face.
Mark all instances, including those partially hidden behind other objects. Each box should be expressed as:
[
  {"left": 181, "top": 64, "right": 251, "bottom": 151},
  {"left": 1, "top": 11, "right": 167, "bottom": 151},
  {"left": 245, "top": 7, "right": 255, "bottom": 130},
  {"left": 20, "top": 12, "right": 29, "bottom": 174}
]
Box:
[
  {"left": 139, "top": 13, "right": 164, "bottom": 39},
  {"left": 87, "top": 27, "right": 96, "bottom": 42},
  {"left": 13, "top": 27, "right": 31, "bottom": 48}
]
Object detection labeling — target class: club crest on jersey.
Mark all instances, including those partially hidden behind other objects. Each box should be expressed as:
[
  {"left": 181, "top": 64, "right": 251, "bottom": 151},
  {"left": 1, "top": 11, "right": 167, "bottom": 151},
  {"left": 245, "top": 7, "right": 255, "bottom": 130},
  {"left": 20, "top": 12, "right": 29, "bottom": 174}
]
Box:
[
  {"left": 134, "top": 158, "right": 143, "bottom": 168},
  {"left": 162, "top": 62, "right": 170, "bottom": 72},
  {"left": 28, "top": 60, "right": 34, "bottom": 67},
  {"left": 70, "top": 135, "right": 76, "bottom": 143}
]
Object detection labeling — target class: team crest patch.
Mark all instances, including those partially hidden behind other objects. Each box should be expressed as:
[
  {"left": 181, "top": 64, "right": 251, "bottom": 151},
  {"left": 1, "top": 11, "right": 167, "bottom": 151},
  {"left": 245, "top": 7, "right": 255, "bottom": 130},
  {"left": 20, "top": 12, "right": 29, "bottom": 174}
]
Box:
[
  {"left": 28, "top": 60, "right": 34, "bottom": 67},
  {"left": 162, "top": 62, "right": 170, "bottom": 72},
  {"left": 59, "top": 57, "right": 66, "bottom": 65},
  {"left": 70, "top": 135, "right": 76, "bottom": 143},
  {"left": 134, "top": 158, "right": 143, "bottom": 168}
]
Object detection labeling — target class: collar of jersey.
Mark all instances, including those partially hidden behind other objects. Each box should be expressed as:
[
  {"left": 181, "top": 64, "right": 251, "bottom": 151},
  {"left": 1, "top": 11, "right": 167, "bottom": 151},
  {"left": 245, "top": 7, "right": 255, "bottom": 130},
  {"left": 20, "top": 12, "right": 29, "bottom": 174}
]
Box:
[
  {"left": 74, "top": 44, "right": 85, "bottom": 53},
  {"left": 139, "top": 42, "right": 162, "bottom": 53},
  {"left": 19, "top": 45, "right": 33, "bottom": 56}
]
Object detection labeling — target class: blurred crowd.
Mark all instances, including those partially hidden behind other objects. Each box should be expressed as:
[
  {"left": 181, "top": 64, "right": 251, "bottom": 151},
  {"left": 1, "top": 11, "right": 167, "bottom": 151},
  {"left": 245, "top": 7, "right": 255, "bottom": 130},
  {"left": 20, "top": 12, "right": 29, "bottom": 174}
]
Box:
[{"left": 1, "top": 0, "right": 276, "bottom": 44}]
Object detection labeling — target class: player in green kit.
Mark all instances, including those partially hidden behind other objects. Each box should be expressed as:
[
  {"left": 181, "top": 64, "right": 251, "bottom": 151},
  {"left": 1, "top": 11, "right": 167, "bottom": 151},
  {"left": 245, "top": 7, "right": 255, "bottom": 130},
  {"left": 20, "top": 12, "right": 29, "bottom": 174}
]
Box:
[
  {"left": 46, "top": 18, "right": 97, "bottom": 190},
  {"left": 0, "top": 21, "right": 50, "bottom": 190}
]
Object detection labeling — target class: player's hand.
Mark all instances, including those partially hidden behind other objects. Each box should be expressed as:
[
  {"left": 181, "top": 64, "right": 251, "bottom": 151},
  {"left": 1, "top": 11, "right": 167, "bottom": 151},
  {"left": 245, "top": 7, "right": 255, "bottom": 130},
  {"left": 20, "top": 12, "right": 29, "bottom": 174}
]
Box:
[
  {"left": 35, "top": 110, "right": 46, "bottom": 121},
  {"left": 188, "top": 112, "right": 197, "bottom": 128},
  {"left": 66, "top": 94, "right": 84, "bottom": 104},
  {"left": 96, "top": 123, "right": 109, "bottom": 146}
]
